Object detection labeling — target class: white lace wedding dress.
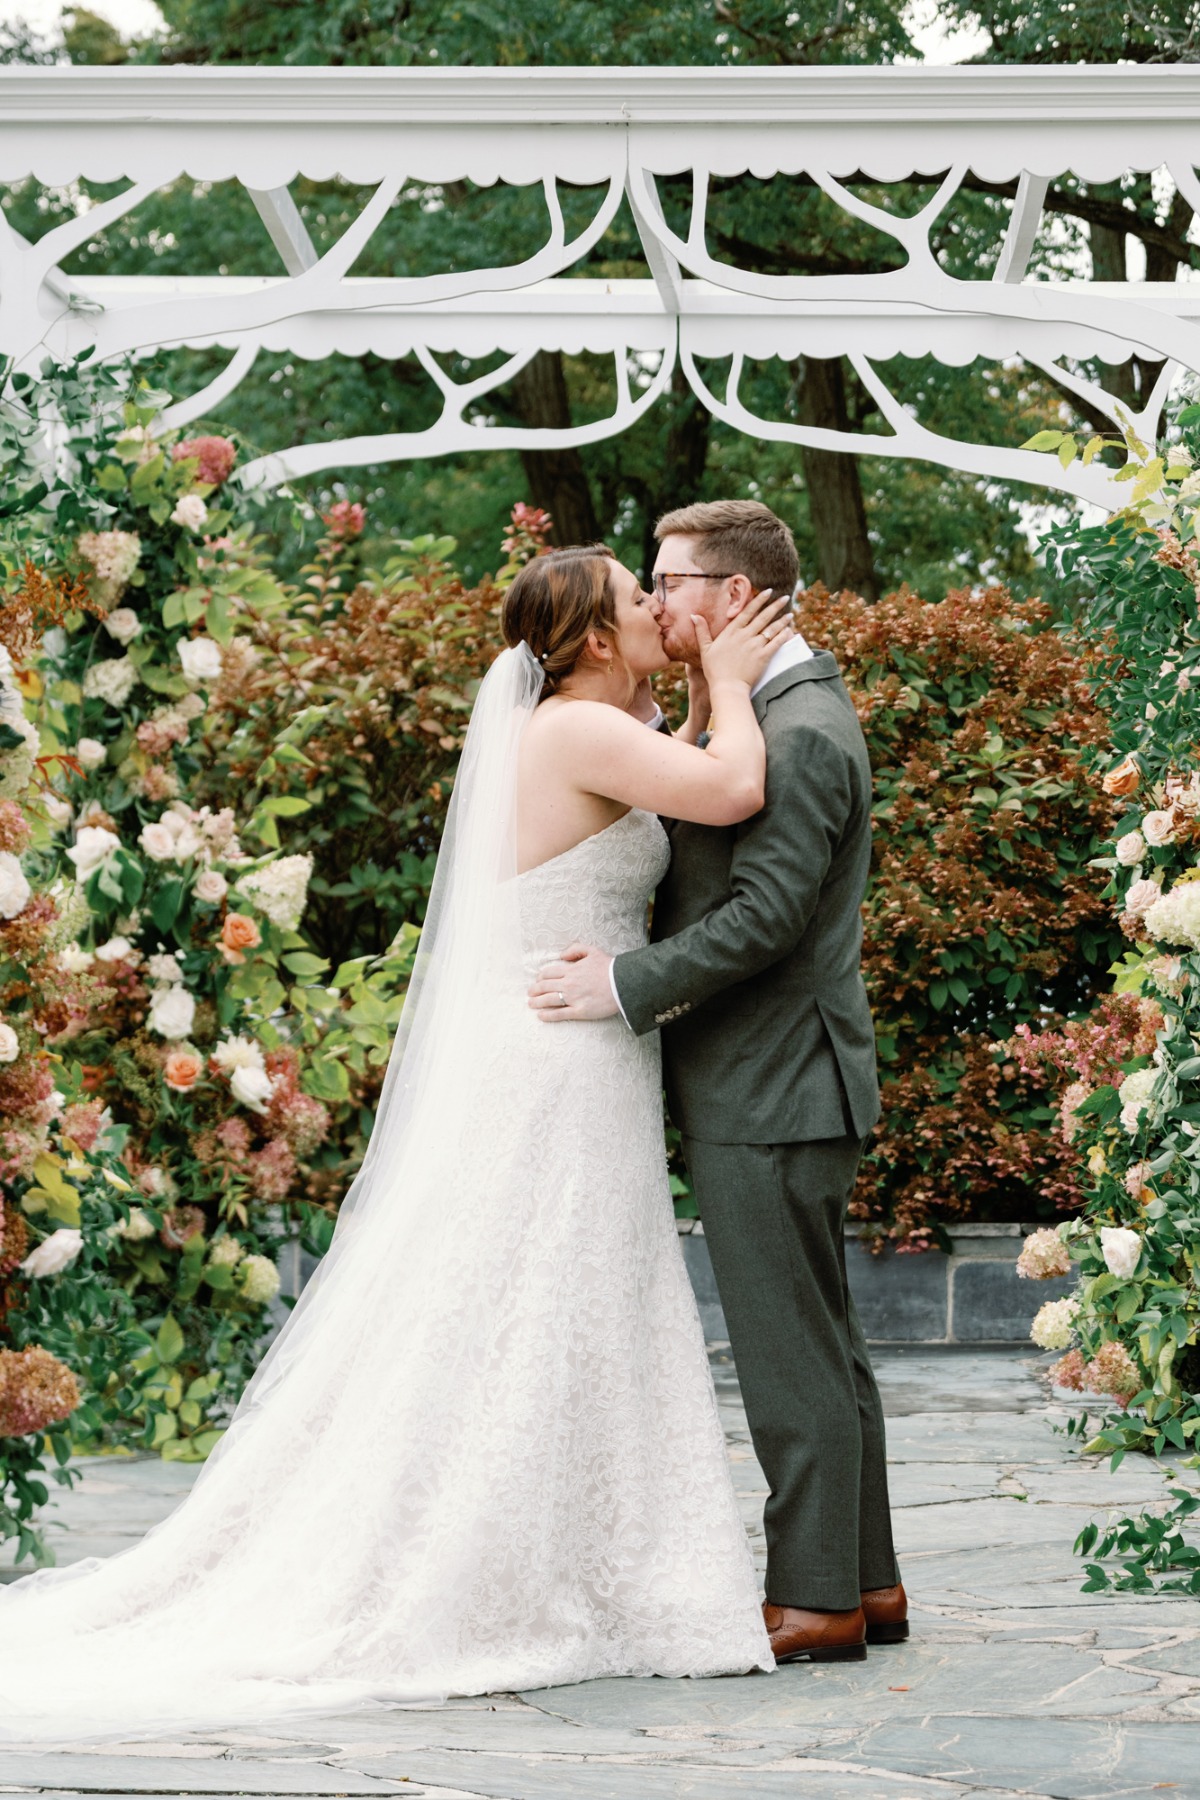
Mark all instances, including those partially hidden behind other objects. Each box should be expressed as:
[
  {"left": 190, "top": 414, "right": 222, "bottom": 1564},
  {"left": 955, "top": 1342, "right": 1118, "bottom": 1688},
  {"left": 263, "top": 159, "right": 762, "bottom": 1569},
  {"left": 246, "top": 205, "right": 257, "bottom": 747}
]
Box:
[{"left": 0, "top": 800, "right": 772, "bottom": 1741}]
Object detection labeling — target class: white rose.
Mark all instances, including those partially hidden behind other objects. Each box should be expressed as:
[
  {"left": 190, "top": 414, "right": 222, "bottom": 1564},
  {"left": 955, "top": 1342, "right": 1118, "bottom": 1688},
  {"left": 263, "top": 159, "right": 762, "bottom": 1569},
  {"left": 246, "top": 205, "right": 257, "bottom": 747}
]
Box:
[
  {"left": 75, "top": 737, "right": 107, "bottom": 772},
  {"left": 147, "top": 984, "right": 196, "bottom": 1041},
  {"left": 171, "top": 494, "right": 208, "bottom": 532},
  {"left": 229, "top": 1064, "right": 274, "bottom": 1114},
  {"left": 1100, "top": 1226, "right": 1143, "bottom": 1281},
  {"left": 66, "top": 825, "right": 120, "bottom": 880},
  {"left": 1124, "top": 878, "right": 1162, "bottom": 918},
  {"left": 146, "top": 951, "right": 183, "bottom": 984},
  {"left": 177, "top": 636, "right": 223, "bottom": 684},
  {"left": 0, "top": 1022, "right": 19, "bottom": 1063},
  {"left": 0, "top": 851, "right": 31, "bottom": 921},
  {"left": 103, "top": 607, "right": 141, "bottom": 646},
  {"left": 1142, "top": 810, "right": 1177, "bottom": 848},
  {"left": 194, "top": 868, "right": 227, "bottom": 904},
  {"left": 213, "top": 1034, "right": 265, "bottom": 1074},
  {"left": 94, "top": 935, "right": 134, "bottom": 963},
  {"left": 20, "top": 1227, "right": 84, "bottom": 1278},
  {"left": 1116, "top": 831, "right": 1146, "bottom": 867},
  {"left": 139, "top": 821, "right": 177, "bottom": 862},
  {"left": 42, "top": 794, "right": 72, "bottom": 830},
  {"left": 172, "top": 824, "right": 203, "bottom": 861},
  {"left": 59, "top": 944, "right": 94, "bottom": 974}
]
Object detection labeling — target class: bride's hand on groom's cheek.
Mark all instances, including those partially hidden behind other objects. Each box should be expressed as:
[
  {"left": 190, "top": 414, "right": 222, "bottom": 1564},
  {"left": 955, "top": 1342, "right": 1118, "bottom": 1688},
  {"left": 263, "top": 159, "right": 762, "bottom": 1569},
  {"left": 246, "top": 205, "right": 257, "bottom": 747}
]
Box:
[{"left": 528, "top": 945, "right": 619, "bottom": 1021}]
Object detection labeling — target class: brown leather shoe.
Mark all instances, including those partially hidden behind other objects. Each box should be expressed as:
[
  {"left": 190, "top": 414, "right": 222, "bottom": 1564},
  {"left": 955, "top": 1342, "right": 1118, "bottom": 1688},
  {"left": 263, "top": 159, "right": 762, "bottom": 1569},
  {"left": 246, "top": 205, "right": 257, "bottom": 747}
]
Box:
[
  {"left": 861, "top": 1582, "right": 909, "bottom": 1644},
  {"left": 762, "top": 1601, "right": 867, "bottom": 1663}
]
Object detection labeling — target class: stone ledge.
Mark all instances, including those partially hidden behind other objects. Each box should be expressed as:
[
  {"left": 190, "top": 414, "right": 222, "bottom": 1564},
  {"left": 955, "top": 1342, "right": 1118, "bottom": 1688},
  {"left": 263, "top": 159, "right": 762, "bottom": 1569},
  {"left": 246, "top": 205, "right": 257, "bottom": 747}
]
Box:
[{"left": 680, "top": 1223, "right": 1066, "bottom": 1347}]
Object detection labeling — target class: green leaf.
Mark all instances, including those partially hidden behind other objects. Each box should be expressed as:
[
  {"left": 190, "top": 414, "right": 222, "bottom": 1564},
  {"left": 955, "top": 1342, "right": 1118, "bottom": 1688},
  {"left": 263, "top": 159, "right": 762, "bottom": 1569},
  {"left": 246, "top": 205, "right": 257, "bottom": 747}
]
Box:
[
  {"left": 1022, "top": 430, "right": 1066, "bottom": 452},
  {"left": 282, "top": 951, "right": 330, "bottom": 980},
  {"left": 260, "top": 795, "right": 312, "bottom": 818},
  {"left": 155, "top": 1314, "right": 185, "bottom": 1365},
  {"left": 150, "top": 877, "right": 185, "bottom": 934}
]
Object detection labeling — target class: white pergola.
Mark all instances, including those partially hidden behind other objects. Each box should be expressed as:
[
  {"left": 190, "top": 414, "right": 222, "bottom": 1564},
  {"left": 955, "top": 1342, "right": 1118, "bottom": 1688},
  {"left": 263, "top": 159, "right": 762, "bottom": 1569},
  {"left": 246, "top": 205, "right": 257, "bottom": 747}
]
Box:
[{"left": 1, "top": 64, "right": 1199, "bottom": 499}]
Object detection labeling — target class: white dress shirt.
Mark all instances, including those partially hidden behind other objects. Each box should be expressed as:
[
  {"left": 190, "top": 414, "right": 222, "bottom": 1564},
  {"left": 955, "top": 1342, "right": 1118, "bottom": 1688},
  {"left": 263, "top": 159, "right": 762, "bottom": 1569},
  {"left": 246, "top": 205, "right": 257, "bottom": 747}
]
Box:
[{"left": 607, "top": 632, "right": 815, "bottom": 1021}]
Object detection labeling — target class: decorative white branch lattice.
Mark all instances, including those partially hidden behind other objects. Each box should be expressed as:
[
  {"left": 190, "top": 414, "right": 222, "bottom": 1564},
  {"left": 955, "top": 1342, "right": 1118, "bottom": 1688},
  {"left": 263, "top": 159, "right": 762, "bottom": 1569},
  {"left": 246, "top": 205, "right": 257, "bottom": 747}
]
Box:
[{"left": 3, "top": 66, "right": 1200, "bottom": 496}]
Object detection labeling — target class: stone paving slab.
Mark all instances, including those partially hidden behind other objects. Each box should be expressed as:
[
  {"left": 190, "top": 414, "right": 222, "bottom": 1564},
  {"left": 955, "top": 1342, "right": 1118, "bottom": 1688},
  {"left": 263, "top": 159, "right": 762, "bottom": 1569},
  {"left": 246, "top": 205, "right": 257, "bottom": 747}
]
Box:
[{"left": 3, "top": 1348, "right": 1199, "bottom": 1800}]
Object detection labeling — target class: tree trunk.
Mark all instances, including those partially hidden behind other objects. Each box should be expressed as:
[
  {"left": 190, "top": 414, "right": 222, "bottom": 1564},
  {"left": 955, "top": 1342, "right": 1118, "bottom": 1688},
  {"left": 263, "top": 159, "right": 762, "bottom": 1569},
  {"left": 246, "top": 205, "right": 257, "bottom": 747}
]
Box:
[
  {"left": 510, "top": 351, "right": 600, "bottom": 546},
  {"left": 640, "top": 362, "right": 712, "bottom": 578},
  {"left": 795, "top": 357, "right": 878, "bottom": 600}
]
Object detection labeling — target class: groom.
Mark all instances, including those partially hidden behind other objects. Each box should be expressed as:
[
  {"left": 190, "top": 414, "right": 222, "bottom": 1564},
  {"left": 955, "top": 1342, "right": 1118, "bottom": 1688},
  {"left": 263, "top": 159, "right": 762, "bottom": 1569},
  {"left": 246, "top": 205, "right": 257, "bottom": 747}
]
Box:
[{"left": 530, "top": 499, "right": 905, "bottom": 1663}]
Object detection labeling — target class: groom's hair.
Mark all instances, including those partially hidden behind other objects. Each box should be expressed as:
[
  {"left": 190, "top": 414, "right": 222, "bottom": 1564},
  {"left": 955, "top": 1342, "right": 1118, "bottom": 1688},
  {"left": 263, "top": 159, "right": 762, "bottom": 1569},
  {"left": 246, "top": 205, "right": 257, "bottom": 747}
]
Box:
[{"left": 655, "top": 500, "right": 799, "bottom": 599}]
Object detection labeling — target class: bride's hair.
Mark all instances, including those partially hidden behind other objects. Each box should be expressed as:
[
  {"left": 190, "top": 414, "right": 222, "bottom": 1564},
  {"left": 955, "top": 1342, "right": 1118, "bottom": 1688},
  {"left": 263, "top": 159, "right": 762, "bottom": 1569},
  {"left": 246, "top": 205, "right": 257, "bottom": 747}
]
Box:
[{"left": 501, "top": 545, "right": 622, "bottom": 697}]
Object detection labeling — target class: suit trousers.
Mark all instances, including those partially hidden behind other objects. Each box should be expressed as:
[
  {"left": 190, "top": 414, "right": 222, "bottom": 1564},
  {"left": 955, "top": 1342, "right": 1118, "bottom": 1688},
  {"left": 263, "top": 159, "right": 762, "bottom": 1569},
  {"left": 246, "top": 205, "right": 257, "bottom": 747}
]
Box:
[{"left": 681, "top": 1132, "right": 899, "bottom": 1611}]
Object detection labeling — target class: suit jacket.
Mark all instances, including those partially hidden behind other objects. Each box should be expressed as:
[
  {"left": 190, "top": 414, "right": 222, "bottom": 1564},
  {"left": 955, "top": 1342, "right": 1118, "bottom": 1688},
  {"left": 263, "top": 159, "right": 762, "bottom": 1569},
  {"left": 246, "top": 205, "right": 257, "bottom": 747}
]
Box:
[{"left": 612, "top": 651, "right": 880, "bottom": 1145}]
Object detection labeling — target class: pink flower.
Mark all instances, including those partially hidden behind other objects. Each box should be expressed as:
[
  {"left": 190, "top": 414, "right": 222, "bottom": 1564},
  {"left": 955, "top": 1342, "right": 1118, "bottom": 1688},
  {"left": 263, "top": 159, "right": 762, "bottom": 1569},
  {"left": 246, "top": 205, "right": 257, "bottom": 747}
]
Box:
[
  {"left": 1049, "top": 1348, "right": 1088, "bottom": 1391},
  {"left": 322, "top": 500, "right": 366, "bottom": 541},
  {"left": 247, "top": 1136, "right": 297, "bottom": 1202},
  {"left": 172, "top": 436, "right": 237, "bottom": 487},
  {"left": 1060, "top": 1080, "right": 1091, "bottom": 1144},
  {"left": 268, "top": 1090, "right": 330, "bottom": 1157},
  {"left": 60, "top": 1100, "right": 104, "bottom": 1152},
  {"left": 0, "top": 1345, "right": 80, "bottom": 1437},
  {"left": 1085, "top": 1340, "right": 1142, "bottom": 1403},
  {"left": 0, "top": 801, "right": 31, "bottom": 856}
]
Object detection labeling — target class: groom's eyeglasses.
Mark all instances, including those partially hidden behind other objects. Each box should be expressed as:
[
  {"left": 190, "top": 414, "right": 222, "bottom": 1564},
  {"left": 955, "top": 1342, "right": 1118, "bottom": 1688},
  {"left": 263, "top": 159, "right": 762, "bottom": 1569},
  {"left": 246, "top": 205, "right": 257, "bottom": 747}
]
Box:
[{"left": 652, "top": 571, "right": 735, "bottom": 603}]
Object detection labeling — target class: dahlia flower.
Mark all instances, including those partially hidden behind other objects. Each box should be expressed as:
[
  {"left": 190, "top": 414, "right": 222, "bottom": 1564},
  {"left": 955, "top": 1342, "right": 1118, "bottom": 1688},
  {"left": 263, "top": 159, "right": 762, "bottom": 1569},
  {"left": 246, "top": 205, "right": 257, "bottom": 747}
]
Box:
[{"left": 212, "top": 1034, "right": 265, "bottom": 1074}]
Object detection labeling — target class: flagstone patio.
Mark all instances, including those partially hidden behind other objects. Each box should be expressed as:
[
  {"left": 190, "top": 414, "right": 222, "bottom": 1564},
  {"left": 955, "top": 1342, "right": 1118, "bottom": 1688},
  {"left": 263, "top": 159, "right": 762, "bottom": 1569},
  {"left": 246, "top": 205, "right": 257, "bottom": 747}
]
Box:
[{"left": 2, "top": 1346, "right": 1198, "bottom": 1800}]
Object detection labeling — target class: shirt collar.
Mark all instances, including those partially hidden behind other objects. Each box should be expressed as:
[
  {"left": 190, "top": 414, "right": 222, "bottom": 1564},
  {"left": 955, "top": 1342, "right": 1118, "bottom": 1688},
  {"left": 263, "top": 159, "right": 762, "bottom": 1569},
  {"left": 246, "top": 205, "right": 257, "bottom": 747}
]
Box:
[{"left": 750, "top": 630, "right": 814, "bottom": 699}]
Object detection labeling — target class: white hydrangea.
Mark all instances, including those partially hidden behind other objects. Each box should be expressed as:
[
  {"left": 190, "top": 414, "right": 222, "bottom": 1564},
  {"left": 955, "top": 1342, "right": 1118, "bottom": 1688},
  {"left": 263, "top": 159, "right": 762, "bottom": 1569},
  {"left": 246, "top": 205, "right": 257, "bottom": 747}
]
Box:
[
  {"left": 146, "top": 951, "right": 183, "bottom": 984},
  {"left": 1030, "top": 1296, "right": 1080, "bottom": 1351},
  {"left": 239, "top": 1253, "right": 280, "bottom": 1305},
  {"left": 82, "top": 655, "right": 138, "bottom": 708},
  {"left": 1118, "top": 1066, "right": 1159, "bottom": 1136},
  {"left": 236, "top": 854, "right": 313, "bottom": 932},
  {"left": 0, "top": 851, "right": 31, "bottom": 920},
  {"left": 1144, "top": 882, "right": 1200, "bottom": 952},
  {"left": 111, "top": 1206, "right": 156, "bottom": 1243},
  {"left": 59, "top": 944, "right": 94, "bottom": 974},
  {"left": 206, "top": 1235, "right": 243, "bottom": 1269}
]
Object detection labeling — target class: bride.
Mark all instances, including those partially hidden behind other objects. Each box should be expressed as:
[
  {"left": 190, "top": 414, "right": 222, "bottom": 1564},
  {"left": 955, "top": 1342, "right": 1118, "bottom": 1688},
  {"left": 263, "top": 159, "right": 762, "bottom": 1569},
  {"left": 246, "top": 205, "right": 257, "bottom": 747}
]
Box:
[{"left": 0, "top": 545, "right": 791, "bottom": 1740}]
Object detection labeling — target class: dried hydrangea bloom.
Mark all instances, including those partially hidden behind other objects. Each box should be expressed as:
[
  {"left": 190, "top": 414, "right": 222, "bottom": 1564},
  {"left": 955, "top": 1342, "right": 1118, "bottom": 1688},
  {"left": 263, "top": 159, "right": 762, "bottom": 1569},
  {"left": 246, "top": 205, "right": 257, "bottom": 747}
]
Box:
[
  {"left": 1085, "top": 1340, "right": 1142, "bottom": 1403},
  {"left": 0, "top": 1345, "right": 80, "bottom": 1436},
  {"left": 1049, "top": 1348, "right": 1088, "bottom": 1391},
  {"left": 171, "top": 435, "right": 236, "bottom": 487}
]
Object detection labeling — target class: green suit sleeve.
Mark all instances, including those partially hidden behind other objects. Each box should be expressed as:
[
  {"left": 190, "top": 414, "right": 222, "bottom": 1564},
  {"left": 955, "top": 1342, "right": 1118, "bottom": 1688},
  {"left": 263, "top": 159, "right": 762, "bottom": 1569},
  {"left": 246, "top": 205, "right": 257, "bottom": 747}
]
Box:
[{"left": 612, "top": 723, "right": 851, "bottom": 1037}]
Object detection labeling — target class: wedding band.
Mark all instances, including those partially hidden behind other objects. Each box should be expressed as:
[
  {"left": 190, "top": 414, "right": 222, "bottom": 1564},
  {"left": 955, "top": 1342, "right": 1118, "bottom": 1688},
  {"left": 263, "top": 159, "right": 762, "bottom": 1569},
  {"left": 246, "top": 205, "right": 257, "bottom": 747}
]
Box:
[{"left": 557, "top": 991, "right": 566, "bottom": 1007}]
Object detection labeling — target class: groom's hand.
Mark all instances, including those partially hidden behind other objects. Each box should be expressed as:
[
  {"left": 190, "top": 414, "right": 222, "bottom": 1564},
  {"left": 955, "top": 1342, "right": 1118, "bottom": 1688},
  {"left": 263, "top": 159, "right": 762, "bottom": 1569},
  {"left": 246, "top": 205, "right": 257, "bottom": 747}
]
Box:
[{"left": 528, "top": 945, "right": 619, "bottom": 1022}]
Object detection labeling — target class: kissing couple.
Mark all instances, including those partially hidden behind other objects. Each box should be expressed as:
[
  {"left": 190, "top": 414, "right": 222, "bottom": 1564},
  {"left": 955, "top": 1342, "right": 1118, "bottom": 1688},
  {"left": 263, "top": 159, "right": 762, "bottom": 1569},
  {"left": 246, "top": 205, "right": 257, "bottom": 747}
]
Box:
[{"left": 0, "top": 499, "right": 904, "bottom": 1741}]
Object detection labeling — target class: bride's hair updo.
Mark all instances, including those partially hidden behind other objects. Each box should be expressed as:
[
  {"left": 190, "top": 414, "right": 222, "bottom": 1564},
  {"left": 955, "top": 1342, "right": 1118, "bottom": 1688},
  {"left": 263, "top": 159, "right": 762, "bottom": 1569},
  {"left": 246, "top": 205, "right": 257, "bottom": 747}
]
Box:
[{"left": 501, "top": 545, "right": 620, "bottom": 697}]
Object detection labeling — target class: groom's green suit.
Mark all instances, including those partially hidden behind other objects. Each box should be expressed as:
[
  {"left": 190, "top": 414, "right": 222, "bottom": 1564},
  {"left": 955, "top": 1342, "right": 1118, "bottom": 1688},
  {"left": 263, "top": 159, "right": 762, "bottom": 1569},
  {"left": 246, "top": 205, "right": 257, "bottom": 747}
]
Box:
[{"left": 612, "top": 650, "right": 899, "bottom": 1610}]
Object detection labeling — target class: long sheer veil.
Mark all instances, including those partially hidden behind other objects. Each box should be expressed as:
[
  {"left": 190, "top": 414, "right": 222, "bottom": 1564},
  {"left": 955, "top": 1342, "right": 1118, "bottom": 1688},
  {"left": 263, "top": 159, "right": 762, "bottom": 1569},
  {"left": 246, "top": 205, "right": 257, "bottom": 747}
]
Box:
[{"left": 0, "top": 643, "right": 546, "bottom": 1737}]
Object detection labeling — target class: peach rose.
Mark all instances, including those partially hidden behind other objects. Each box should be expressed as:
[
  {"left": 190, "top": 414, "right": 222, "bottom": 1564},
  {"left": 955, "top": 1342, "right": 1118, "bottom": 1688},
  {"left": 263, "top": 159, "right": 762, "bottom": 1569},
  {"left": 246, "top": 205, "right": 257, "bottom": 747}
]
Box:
[
  {"left": 1101, "top": 755, "right": 1142, "bottom": 797},
  {"left": 163, "top": 1050, "right": 203, "bottom": 1092},
  {"left": 219, "top": 911, "right": 262, "bottom": 964}
]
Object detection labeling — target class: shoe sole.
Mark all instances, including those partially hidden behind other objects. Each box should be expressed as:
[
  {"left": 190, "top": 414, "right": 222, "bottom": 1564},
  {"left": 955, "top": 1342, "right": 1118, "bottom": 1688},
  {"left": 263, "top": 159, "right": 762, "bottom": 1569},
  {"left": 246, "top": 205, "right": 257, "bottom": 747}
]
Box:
[
  {"left": 866, "top": 1621, "right": 910, "bottom": 1645},
  {"left": 773, "top": 1641, "right": 868, "bottom": 1664}
]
